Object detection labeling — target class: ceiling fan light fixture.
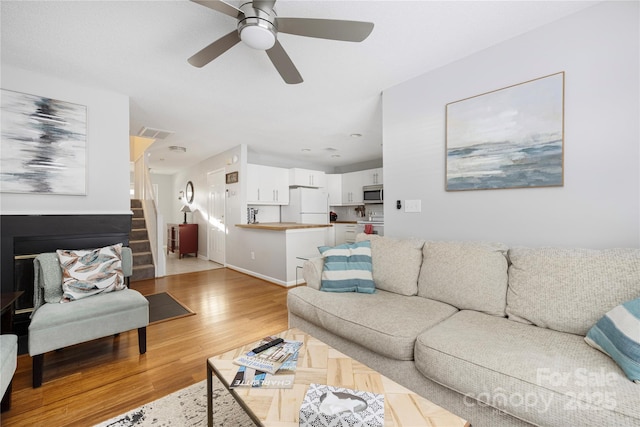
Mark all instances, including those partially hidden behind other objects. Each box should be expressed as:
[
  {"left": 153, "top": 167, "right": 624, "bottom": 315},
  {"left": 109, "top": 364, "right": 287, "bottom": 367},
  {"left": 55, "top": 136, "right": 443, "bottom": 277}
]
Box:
[{"left": 240, "top": 24, "right": 276, "bottom": 50}]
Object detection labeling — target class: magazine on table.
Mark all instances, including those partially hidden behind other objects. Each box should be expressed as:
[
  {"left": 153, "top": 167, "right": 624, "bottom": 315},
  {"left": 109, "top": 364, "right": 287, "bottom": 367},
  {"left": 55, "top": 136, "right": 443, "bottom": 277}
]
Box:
[
  {"left": 230, "top": 348, "right": 301, "bottom": 389},
  {"left": 230, "top": 336, "right": 302, "bottom": 387}
]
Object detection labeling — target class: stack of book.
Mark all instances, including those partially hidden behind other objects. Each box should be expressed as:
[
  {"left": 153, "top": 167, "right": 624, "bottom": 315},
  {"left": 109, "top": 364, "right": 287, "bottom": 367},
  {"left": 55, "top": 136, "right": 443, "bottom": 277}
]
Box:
[{"left": 230, "top": 336, "right": 303, "bottom": 389}]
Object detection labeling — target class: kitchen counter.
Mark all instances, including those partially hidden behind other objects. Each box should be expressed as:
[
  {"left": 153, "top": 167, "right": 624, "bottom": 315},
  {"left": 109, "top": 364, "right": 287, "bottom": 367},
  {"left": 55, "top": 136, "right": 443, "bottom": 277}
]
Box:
[
  {"left": 330, "top": 220, "right": 358, "bottom": 224},
  {"left": 229, "top": 223, "right": 330, "bottom": 286},
  {"left": 236, "top": 222, "right": 332, "bottom": 231}
]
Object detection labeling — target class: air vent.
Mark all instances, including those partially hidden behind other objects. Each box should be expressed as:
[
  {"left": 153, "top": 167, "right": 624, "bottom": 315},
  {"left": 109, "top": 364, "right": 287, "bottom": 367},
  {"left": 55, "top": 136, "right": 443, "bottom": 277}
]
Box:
[
  {"left": 138, "top": 127, "right": 175, "bottom": 140},
  {"left": 168, "top": 146, "right": 186, "bottom": 153}
]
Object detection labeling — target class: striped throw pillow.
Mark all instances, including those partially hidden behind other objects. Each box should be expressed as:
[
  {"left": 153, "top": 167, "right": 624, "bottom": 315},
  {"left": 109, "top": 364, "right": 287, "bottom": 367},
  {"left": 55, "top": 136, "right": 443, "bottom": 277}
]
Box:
[
  {"left": 584, "top": 297, "right": 640, "bottom": 383},
  {"left": 319, "top": 241, "right": 374, "bottom": 294}
]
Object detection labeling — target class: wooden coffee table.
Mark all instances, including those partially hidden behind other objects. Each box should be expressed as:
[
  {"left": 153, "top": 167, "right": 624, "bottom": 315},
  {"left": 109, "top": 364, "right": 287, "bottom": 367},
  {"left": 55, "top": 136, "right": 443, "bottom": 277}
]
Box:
[{"left": 207, "top": 328, "right": 469, "bottom": 427}]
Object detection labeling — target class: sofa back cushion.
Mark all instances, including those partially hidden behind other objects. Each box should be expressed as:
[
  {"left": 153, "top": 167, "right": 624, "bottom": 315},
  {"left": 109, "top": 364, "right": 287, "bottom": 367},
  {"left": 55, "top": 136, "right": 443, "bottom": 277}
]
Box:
[
  {"left": 418, "top": 241, "right": 509, "bottom": 316},
  {"left": 356, "top": 233, "right": 425, "bottom": 296},
  {"left": 506, "top": 247, "right": 640, "bottom": 335}
]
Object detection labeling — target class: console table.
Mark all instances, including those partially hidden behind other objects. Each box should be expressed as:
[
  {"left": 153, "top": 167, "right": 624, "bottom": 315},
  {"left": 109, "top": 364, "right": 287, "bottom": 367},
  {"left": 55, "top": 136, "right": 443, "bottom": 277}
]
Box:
[
  {"left": 1, "top": 291, "right": 23, "bottom": 334},
  {"left": 167, "top": 223, "right": 198, "bottom": 258}
]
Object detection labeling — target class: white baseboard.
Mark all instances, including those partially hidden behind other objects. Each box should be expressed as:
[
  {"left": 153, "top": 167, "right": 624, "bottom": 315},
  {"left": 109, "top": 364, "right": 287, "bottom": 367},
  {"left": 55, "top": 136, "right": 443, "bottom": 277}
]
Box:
[{"left": 225, "top": 264, "right": 297, "bottom": 288}]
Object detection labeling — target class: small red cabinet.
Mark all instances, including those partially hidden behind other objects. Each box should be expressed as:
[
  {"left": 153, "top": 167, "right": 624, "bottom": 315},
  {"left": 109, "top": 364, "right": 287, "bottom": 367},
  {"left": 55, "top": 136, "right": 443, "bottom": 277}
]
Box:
[{"left": 167, "top": 223, "right": 198, "bottom": 258}]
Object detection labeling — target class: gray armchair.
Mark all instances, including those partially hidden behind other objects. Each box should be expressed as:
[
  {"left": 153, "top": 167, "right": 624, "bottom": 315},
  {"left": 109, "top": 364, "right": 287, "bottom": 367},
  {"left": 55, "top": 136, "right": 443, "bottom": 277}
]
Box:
[
  {"left": 1, "top": 334, "right": 17, "bottom": 412},
  {"left": 29, "top": 246, "right": 149, "bottom": 387}
]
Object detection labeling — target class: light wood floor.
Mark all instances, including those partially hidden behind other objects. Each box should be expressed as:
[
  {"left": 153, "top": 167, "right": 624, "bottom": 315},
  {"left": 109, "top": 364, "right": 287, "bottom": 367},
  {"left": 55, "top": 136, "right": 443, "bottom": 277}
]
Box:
[
  {"left": 2, "top": 268, "right": 291, "bottom": 427},
  {"left": 164, "top": 252, "right": 224, "bottom": 276}
]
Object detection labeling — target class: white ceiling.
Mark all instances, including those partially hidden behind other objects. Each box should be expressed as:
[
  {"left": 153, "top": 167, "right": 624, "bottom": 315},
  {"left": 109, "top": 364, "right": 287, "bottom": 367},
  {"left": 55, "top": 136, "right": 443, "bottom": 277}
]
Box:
[{"left": 1, "top": 0, "right": 598, "bottom": 174}]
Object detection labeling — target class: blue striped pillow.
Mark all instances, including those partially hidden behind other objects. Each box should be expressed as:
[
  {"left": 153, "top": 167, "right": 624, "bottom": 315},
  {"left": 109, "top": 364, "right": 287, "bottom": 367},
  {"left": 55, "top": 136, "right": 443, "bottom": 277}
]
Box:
[
  {"left": 318, "top": 241, "right": 374, "bottom": 294},
  {"left": 585, "top": 297, "right": 640, "bottom": 383}
]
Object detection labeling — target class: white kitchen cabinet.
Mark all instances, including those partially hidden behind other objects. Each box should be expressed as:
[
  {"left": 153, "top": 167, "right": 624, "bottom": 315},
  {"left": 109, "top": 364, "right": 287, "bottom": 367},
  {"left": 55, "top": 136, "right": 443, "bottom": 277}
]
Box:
[
  {"left": 326, "top": 168, "right": 382, "bottom": 206},
  {"left": 334, "top": 223, "right": 357, "bottom": 245},
  {"left": 363, "top": 168, "right": 383, "bottom": 185},
  {"left": 327, "top": 174, "right": 342, "bottom": 206},
  {"left": 289, "top": 168, "right": 326, "bottom": 188},
  {"left": 341, "top": 171, "right": 364, "bottom": 205},
  {"left": 246, "top": 164, "right": 289, "bottom": 205}
]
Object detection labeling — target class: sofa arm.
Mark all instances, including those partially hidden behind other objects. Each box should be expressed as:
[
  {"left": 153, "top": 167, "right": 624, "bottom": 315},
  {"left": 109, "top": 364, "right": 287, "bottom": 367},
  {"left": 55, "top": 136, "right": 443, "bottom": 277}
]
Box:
[{"left": 302, "top": 257, "right": 324, "bottom": 290}]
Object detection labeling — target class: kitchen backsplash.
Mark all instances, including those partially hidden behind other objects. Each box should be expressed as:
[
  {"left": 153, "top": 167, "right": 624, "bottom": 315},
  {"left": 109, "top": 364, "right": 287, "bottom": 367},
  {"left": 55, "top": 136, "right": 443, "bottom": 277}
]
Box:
[
  {"left": 248, "top": 205, "right": 280, "bottom": 223},
  {"left": 330, "top": 205, "right": 384, "bottom": 222}
]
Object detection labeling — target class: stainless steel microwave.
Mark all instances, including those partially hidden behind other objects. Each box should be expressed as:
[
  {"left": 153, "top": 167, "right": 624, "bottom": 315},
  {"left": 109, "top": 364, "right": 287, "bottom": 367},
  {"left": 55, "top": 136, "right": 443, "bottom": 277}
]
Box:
[{"left": 363, "top": 185, "right": 383, "bottom": 204}]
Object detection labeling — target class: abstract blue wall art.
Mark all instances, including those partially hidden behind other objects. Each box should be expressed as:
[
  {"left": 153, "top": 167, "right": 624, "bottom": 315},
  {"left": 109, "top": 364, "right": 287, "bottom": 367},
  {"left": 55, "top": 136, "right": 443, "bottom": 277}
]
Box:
[
  {"left": 1, "top": 89, "right": 87, "bottom": 195},
  {"left": 446, "top": 72, "right": 564, "bottom": 191}
]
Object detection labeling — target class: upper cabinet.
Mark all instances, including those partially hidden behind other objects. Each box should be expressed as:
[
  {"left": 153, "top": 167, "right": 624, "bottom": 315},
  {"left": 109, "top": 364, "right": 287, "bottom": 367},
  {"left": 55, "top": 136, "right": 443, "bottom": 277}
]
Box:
[
  {"left": 363, "top": 168, "right": 383, "bottom": 186},
  {"left": 289, "top": 168, "right": 326, "bottom": 188},
  {"left": 328, "top": 168, "right": 383, "bottom": 206},
  {"left": 327, "top": 174, "right": 342, "bottom": 206},
  {"left": 341, "top": 171, "right": 365, "bottom": 205},
  {"left": 247, "top": 164, "right": 290, "bottom": 205}
]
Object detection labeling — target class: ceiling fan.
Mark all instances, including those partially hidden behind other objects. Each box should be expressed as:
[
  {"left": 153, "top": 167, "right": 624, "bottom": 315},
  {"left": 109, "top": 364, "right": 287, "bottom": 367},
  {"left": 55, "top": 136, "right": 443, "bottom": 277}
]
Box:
[{"left": 187, "top": 0, "right": 374, "bottom": 84}]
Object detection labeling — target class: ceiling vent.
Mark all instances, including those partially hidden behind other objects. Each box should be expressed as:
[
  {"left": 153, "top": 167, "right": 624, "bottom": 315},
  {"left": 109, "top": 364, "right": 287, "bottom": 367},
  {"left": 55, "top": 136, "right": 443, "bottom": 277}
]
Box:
[
  {"left": 138, "top": 126, "right": 174, "bottom": 140},
  {"left": 168, "top": 145, "right": 187, "bottom": 153}
]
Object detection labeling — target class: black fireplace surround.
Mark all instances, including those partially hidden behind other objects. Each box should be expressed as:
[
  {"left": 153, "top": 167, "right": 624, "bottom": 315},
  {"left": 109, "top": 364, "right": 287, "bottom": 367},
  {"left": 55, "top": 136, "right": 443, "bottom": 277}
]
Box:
[{"left": 1, "top": 214, "right": 131, "bottom": 351}]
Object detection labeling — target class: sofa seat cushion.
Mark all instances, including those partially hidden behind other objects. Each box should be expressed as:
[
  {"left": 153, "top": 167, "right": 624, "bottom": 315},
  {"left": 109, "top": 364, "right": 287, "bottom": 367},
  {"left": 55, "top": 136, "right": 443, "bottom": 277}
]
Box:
[
  {"left": 288, "top": 286, "right": 457, "bottom": 361},
  {"left": 415, "top": 310, "right": 640, "bottom": 426},
  {"left": 29, "top": 289, "right": 149, "bottom": 356}
]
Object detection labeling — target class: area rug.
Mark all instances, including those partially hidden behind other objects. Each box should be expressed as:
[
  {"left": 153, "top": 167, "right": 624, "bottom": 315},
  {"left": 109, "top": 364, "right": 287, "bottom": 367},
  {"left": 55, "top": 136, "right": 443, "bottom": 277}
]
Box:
[
  {"left": 145, "top": 292, "right": 195, "bottom": 325},
  {"left": 94, "top": 377, "right": 254, "bottom": 427}
]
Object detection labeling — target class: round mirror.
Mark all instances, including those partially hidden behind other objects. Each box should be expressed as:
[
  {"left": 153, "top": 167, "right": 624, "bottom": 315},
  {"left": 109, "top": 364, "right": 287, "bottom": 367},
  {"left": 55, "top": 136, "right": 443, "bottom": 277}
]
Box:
[{"left": 186, "top": 181, "right": 194, "bottom": 204}]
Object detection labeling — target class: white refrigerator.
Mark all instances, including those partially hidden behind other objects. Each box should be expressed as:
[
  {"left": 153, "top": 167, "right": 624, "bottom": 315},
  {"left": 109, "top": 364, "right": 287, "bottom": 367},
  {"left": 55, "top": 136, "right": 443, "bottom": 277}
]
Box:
[{"left": 281, "top": 188, "right": 329, "bottom": 224}]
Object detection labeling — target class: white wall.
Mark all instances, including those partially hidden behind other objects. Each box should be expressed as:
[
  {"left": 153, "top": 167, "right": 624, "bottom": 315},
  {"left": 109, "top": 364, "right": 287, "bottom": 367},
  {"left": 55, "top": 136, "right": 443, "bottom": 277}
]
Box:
[
  {"left": 383, "top": 1, "right": 639, "bottom": 248},
  {"left": 149, "top": 172, "right": 174, "bottom": 243},
  {"left": 1, "top": 66, "right": 130, "bottom": 214}
]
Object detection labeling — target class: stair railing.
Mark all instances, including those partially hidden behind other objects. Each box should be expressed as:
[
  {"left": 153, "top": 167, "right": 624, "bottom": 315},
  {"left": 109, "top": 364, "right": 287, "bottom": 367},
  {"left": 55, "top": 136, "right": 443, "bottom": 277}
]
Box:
[{"left": 134, "top": 156, "right": 166, "bottom": 277}]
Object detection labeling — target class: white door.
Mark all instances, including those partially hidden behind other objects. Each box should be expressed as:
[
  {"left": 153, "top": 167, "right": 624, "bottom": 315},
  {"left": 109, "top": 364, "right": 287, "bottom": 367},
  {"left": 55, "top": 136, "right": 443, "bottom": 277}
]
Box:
[{"left": 207, "top": 170, "right": 226, "bottom": 264}]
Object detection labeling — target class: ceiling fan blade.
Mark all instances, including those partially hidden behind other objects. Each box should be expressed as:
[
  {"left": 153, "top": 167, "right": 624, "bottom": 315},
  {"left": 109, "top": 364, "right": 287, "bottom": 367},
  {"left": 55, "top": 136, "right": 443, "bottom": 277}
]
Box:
[
  {"left": 190, "top": 0, "right": 244, "bottom": 19},
  {"left": 276, "top": 17, "right": 374, "bottom": 42},
  {"left": 266, "top": 41, "right": 303, "bottom": 84},
  {"left": 188, "top": 30, "right": 241, "bottom": 68}
]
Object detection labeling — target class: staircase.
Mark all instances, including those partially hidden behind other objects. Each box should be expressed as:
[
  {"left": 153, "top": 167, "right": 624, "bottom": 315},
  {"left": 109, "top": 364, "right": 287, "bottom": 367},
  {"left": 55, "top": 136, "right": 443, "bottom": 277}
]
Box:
[{"left": 129, "top": 199, "right": 155, "bottom": 281}]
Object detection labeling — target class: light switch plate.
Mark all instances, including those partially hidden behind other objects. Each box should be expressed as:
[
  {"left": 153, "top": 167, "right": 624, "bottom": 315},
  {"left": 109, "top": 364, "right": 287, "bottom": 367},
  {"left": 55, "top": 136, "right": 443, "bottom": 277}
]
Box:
[{"left": 405, "top": 199, "right": 422, "bottom": 213}]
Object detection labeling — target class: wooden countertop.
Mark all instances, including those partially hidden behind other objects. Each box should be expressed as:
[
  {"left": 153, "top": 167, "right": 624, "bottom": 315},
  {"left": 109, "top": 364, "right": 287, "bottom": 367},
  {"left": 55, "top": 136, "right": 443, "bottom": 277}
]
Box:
[
  {"left": 236, "top": 222, "right": 333, "bottom": 231},
  {"left": 331, "top": 220, "right": 358, "bottom": 224}
]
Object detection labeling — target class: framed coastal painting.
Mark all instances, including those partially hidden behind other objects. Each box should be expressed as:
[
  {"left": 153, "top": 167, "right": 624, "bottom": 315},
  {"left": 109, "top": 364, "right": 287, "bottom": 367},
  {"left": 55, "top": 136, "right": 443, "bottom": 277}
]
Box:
[
  {"left": 1, "top": 89, "right": 87, "bottom": 195},
  {"left": 445, "top": 72, "right": 564, "bottom": 191}
]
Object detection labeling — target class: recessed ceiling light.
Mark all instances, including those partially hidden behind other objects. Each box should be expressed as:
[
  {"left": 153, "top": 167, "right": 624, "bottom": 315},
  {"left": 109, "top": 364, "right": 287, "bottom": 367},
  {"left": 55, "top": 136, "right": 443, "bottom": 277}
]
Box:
[
  {"left": 301, "top": 148, "right": 311, "bottom": 152},
  {"left": 350, "top": 133, "right": 362, "bottom": 138},
  {"left": 331, "top": 154, "right": 341, "bottom": 158}
]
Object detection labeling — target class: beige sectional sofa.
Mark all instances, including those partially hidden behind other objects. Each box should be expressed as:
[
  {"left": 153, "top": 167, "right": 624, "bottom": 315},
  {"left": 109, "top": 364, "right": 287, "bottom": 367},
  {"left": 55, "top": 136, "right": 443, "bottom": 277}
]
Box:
[{"left": 287, "top": 234, "right": 640, "bottom": 427}]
